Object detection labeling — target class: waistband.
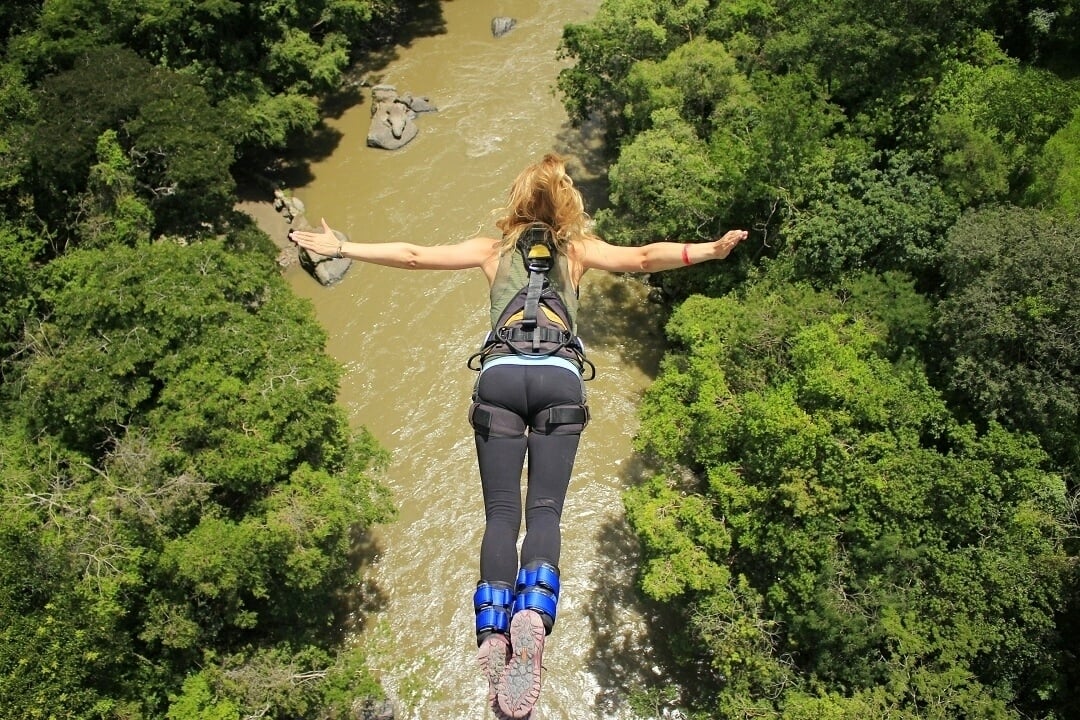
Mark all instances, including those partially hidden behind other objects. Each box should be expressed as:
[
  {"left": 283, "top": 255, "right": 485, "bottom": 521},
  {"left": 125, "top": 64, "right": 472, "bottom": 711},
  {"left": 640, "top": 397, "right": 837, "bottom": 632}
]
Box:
[{"left": 480, "top": 354, "right": 582, "bottom": 377}]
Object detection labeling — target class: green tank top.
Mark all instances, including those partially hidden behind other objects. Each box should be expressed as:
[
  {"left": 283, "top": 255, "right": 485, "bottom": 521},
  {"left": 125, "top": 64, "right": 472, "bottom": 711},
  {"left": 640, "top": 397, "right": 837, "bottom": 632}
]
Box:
[{"left": 489, "top": 243, "right": 579, "bottom": 334}]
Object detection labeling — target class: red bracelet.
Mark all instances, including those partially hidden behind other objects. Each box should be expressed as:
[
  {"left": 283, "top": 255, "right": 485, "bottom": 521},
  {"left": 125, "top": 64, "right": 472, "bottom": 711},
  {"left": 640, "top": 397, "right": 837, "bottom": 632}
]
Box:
[{"left": 681, "top": 243, "right": 691, "bottom": 266}]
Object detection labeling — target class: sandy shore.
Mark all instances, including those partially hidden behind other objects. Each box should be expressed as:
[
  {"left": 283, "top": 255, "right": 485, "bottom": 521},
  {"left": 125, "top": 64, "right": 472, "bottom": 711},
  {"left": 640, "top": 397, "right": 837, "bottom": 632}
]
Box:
[{"left": 235, "top": 198, "right": 295, "bottom": 250}]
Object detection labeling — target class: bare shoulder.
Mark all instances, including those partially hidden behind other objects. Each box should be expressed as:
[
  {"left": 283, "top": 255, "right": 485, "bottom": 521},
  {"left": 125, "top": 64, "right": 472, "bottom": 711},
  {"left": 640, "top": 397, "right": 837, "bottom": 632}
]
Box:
[
  {"left": 571, "top": 235, "right": 610, "bottom": 263},
  {"left": 466, "top": 235, "right": 502, "bottom": 250},
  {"left": 467, "top": 235, "right": 503, "bottom": 281}
]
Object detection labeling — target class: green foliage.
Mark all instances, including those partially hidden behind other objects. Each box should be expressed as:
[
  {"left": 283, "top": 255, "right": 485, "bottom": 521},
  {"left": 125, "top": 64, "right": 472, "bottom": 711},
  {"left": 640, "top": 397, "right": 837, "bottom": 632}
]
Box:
[
  {"left": 167, "top": 673, "right": 242, "bottom": 720},
  {"left": 0, "top": 222, "right": 41, "bottom": 359},
  {"left": 11, "top": 0, "right": 389, "bottom": 91},
  {"left": 6, "top": 0, "right": 136, "bottom": 76},
  {"left": 986, "top": 0, "right": 1080, "bottom": 67},
  {"left": 630, "top": 290, "right": 1070, "bottom": 718},
  {"left": 124, "top": 77, "right": 236, "bottom": 232},
  {"left": 836, "top": 271, "right": 934, "bottom": 359},
  {"left": 224, "top": 91, "right": 321, "bottom": 152},
  {"left": 927, "top": 55, "right": 1080, "bottom": 203},
  {"left": 0, "top": 426, "right": 136, "bottom": 720},
  {"left": 0, "top": 0, "right": 40, "bottom": 44},
  {"left": 1026, "top": 106, "right": 1080, "bottom": 218},
  {"left": 597, "top": 67, "right": 848, "bottom": 298},
  {"left": 558, "top": 0, "right": 716, "bottom": 128},
  {"left": 267, "top": 27, "right": 350, "bottom": 95},
  {"left": 785, "top": 152, "right": 960, "bottom": 285},
  {"left": 737, "top": 73, "right": 846, "bottom": 207},
  {"left": 622, "top": 37, "right": 750, "bottom": 136},
  {"left": 6, "top": 0, "right": 401, "bottom": 177},
  {"left": 0, "top": 3, "right": 420, "bottom": 717},
  {"left": 936, "top": 204, "right": 1080, "bottom": 472},
  {"left": 557, "top": 0, "right": 1078, "bottom": 311},
  {"left": 27, "top": 46, "right": 237, "bottom": 237},
  {"left": 28, "top": 46, "right": 153, "bottom": 197},
  {"left": 1, "top": 234, "right": 394, "bottom": 716},
  {"left": 76, "top": 130, "right": 154, "bottom": 248},
  {"left": 760, "top": 0, "right": 990, "bottom": 110},
  {"left": 625, "top": 475, "right": 731, "bottom": 601},
  {"left": 601, "top": 109, "right": 736, "bottom": 246},
  {"left": 0, "top": 61, "right": 35, "bottom": 203}
]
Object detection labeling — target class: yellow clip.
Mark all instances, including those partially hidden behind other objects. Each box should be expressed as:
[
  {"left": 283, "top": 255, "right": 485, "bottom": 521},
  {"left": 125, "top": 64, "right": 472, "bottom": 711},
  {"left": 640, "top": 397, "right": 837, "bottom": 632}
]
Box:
[{"left": 527, "top": 244, "right": 552, "bottom": 260}]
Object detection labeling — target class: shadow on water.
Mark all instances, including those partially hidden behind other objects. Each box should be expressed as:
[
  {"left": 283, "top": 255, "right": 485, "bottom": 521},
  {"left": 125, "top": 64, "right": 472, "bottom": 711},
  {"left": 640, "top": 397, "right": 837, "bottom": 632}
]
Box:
[
  {"left": 584, "top": 455, "right": 687, "bottom": 718},
  {"left": 555, "top": 115, "right": 672, "bottom": 376},
  {"left": 577, "top": 277, "right": 668, "bottom": 377},
  {"left": 267, "top": 0, "right": 450, "bottom": 189},
  {"left": 335, "top": 525, "right": 390, "bottom": 638},
  {"left": 555, "top": 115, "right": 615, "bottom": 216}
]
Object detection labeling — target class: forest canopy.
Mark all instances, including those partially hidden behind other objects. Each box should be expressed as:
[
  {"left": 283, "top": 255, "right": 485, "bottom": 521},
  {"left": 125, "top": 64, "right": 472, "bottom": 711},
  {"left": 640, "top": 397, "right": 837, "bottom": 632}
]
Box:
[
  {"left": 556, "top": 0, "right": 1079, "bottom": 718},
  {"left": 0, "top": 0, "right": 1078, "bottom": 717},
  {"left": 0, "top": 2, "right": 404, "bottom": 717}
]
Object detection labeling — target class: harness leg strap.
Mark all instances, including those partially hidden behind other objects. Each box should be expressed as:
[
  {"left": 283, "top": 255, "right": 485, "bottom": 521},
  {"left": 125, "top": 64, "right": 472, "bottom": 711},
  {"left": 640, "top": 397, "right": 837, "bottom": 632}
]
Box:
[
  {"left": 512, "top": 561, "right": 560, "bottom": 635},
  {"left": 531, "top": 403, "right": 589, "bottom": 434},
  {"left": 470, "top": 400, "right": 527, "bottom": 438}
]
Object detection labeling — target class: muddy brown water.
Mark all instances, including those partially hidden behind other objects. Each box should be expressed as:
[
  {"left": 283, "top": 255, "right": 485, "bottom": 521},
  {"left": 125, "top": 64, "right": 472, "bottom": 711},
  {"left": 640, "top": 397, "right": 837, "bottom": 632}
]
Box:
[{"left": 282, "top": 2, "right": 673, "bottom": 717}]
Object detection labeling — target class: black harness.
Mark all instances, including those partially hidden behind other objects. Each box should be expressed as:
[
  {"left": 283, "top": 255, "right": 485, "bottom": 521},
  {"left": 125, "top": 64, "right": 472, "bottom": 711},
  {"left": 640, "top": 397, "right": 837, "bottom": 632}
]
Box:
[{"left": 468, "top": 227, "right": 595, "bottom": 380}]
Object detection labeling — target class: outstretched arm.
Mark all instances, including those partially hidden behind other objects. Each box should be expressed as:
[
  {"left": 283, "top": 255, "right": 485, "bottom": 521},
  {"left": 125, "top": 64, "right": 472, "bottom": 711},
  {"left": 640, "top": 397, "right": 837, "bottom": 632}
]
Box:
[
  {"left": 289, "top": 218, "right": 498, "bottom": 270},
  {"left": 578, "top": 229, "right": 748, "bottom": 274}
]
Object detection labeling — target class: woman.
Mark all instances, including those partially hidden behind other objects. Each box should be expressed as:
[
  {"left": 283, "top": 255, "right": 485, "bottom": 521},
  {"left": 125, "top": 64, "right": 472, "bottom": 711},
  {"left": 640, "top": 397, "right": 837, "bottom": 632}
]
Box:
[{"left": 290, "top": 154, "right": 746, "bottom": 718}]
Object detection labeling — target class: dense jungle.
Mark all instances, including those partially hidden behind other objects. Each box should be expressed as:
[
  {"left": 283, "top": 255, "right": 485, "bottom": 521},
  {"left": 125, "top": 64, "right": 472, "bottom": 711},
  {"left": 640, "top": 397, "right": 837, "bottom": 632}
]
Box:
[{"left": 0, "top": 1, "right": 1077, "bottom": 718}]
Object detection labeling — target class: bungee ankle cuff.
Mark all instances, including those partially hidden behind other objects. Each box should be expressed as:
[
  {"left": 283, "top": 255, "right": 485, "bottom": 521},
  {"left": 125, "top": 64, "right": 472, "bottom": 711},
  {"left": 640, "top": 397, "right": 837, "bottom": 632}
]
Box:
[
  {"left": 474, "top": 581, "right": 514, "bottom": 640},
  {"left": 512, "top": 562, "right": 560, "bottom": 634}
]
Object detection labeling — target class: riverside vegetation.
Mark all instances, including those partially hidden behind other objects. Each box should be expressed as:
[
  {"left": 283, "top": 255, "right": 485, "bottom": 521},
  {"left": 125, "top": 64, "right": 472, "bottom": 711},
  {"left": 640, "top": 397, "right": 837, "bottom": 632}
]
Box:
[{"left": 0, "top": 0, "right": 1078, "bottom": 718}]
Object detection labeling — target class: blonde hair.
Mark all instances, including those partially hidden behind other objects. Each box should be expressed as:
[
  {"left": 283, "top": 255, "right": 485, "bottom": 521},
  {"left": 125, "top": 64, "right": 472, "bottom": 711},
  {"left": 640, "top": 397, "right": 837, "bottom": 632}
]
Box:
[{"left": 493, "top": 153, "right": 596, "bottom": 255}]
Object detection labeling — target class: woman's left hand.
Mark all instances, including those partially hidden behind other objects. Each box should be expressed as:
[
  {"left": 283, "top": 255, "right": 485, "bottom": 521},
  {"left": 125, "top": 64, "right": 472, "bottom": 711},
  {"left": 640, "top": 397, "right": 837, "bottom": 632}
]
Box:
[{"left": 710, "top": 229, "right": 747, "bottom": 259}]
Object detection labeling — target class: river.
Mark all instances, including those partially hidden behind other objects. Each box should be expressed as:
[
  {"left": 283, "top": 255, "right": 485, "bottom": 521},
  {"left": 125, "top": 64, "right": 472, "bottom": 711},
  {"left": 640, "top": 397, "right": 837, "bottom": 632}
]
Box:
[{"left": 282, "top": 2, "right": 671, "bottom": 718}]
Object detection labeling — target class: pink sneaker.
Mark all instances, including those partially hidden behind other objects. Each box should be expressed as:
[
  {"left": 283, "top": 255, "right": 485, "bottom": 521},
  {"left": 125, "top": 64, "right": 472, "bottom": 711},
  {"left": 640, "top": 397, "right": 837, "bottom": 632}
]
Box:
[
  {"left": 496, "top": 610, "right": 546, "bottom": 718},
  {"left": 476, "top": 633, "right": 511, "bottom": 703}
]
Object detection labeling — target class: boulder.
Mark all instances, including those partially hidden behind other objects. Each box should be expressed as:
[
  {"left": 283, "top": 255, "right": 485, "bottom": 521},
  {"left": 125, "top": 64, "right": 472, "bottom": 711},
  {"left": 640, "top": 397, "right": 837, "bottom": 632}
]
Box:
[
  {"left": 398, "top": 92, "right": 438, "bottom": 113},
  {"left": 272, "top": 188, "right": 306, "bottom": 223},
  {"left": 367, "top": 100, "right": 418, "bottom": 150},
  {"left": 298, "top": 228, "right": 353, "bottom": 286},
  {"left": 366, "top": 85, "right": 437, "bottom": 150},
  {"left": 491, "top": 16, "right": 516, "bottom": 37},
  {"left": 352, "top": 698, "right": 395, "bottom": 720}
]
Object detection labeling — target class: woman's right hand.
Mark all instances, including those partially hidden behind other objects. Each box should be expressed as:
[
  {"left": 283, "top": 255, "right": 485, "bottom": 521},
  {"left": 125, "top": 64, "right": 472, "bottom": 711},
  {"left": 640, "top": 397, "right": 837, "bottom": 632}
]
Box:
[{"left": 290, "top": 218, "right": 343, "bottom": 258}]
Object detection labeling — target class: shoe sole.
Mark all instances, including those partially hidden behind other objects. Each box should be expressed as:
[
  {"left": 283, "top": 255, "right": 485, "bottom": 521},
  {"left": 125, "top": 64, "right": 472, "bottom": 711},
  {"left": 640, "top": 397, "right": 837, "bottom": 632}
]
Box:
[
  {"left": 497, "top": 610, "right": 546, "bottom": 718},
  {"left": 477, "top": 635, "right": 511, "bottom": 703}
]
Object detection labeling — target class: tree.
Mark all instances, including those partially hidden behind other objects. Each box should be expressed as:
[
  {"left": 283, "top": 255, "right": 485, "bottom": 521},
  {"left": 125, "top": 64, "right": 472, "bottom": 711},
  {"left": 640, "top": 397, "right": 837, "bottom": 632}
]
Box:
[
  {"left": 935, "top": 204, "right": 1080, "bottom": 473},
  {"left": 0, "top": 223, "right": 40, "bottom": 360},
  {"left": 558, "top": 0, "right": 716, "bottom": 130},
  {"left": 0, "top": 61, "right": 35, "bottom": 205},
  {"left": 1, "top": 235, "right": 394, "bottom": 717},
  {"left": 75, "top": 130, "right": 154, "bottom": 248},
  {"left": 926, "top": 52, "right": 1080, "bottom": 204},
  {"left": 123, "top": 73, "right": 237, "bottom": 232},
  {"left": 784, "top": 151, "right": 959, "bottom": 287},
  {"left": 0, "top": 0, "right": 40, "bottom": 43},
  {"left": 27, "top": 46, "right": 237, "bottom": 240},
  {"left": 0, "top": 425, "right": 138, "bottom": 720},
  {"left": 629, "top": 287, "right": 1070, "bottom": 718},
  {"left": 759, "top": 0, "right": 991, "bottom": 111},
  {"left": 1026, "top": 106, "right": 1080, "bottom": 218},
  {"left": 622, "top": 37, "right": 750, "bottom": 137},
  {"left": 601, "top": 109, "right": 735, "bottom": 244}
]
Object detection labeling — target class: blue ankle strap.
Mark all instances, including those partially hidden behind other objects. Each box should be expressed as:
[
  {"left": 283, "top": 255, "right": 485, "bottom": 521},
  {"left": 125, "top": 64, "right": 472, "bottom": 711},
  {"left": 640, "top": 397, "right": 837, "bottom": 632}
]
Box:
[
  {"left": 512, "top": 563, "right": 560, "bottom": 625},
  {"left": 473, "top": 581, "right": 514, "bottom": 635}
]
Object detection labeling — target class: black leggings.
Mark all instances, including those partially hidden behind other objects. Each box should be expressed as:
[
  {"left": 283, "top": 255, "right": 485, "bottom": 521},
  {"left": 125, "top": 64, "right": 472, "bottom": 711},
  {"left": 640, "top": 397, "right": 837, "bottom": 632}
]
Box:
[{"left": 470, "top": 362, "right": 586, "bottom": 587}]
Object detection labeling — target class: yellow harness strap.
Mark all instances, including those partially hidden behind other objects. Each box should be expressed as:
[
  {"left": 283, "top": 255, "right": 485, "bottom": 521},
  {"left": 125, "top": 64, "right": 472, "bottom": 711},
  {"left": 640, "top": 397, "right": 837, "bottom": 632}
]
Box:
[{"left": 502, "top": 306, "right": 567, "bottom": 329}]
